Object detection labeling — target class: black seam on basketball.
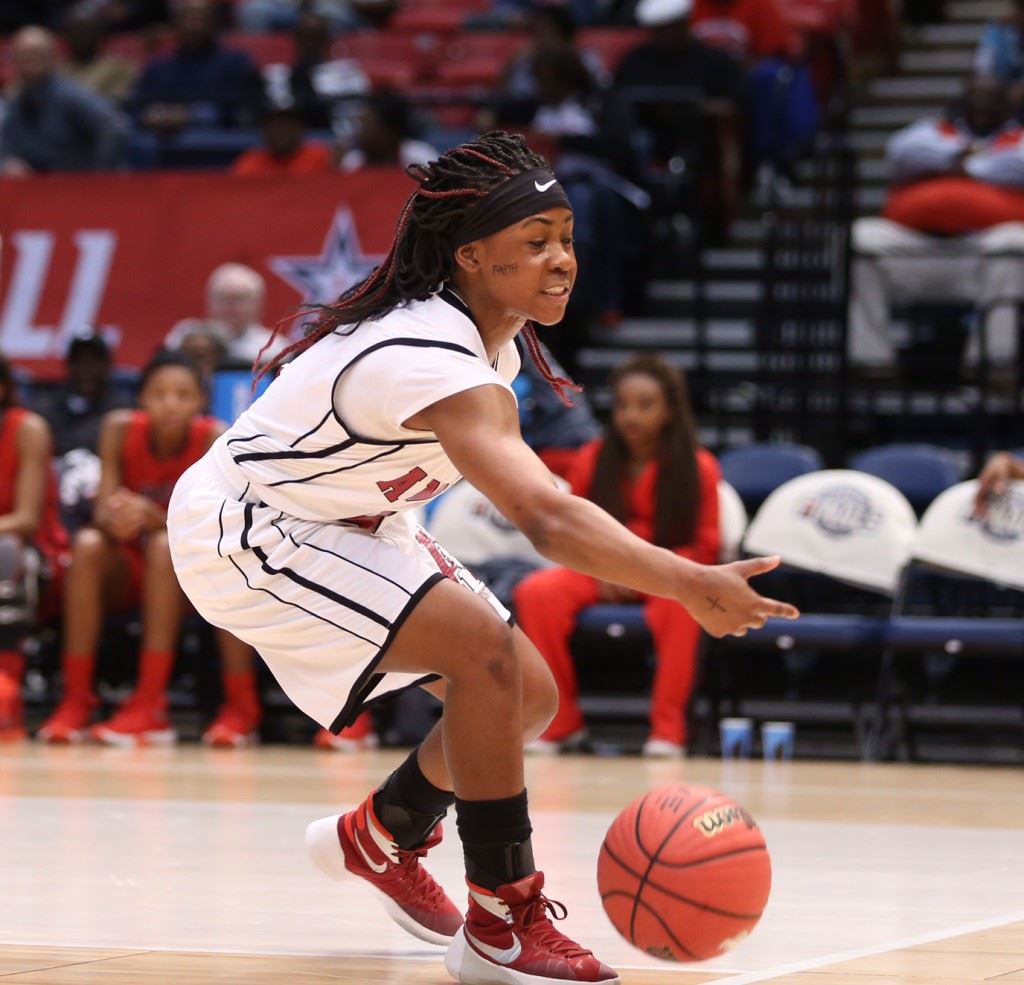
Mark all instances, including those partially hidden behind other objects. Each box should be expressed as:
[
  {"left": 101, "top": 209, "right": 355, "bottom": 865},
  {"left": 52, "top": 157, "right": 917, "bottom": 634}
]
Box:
[
  {"left": 639, "top": 876, "right": 764, "bottom": 920},
  {"left": 629, "top": 792, "right": 709, "bottom": 948},
  {"left": 654, "top": 844, "right": 767, "bottom": 870},
  {"left": 628, "top": 791, "right": 655, "bottom": 946},
  {"left": 600, "top": 841, "right": 644, "bottom": 882},
  {"left": 633, "top": 896, "right": 700, "bottom": 960}
]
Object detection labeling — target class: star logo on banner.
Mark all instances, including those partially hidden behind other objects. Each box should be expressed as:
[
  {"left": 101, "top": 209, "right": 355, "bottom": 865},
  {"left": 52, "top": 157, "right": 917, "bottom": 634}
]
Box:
[{"left": 267, "top": 207, "right": 384, "bottom": 313}]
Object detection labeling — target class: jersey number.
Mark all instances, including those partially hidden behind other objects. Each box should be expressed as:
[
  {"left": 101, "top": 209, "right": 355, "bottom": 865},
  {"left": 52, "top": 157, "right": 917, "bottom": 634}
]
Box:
[{"left": 377, "top": 467, "right": 450, "bottom": 504}]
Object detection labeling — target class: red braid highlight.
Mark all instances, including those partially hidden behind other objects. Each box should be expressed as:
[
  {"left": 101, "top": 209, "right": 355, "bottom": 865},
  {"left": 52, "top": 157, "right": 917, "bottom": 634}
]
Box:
[
  {"left": 460, "top": 148, "right": 517, "bottom": 175},
  {"left": 521, "top": 323, "right": 581, "bottom": 407}
]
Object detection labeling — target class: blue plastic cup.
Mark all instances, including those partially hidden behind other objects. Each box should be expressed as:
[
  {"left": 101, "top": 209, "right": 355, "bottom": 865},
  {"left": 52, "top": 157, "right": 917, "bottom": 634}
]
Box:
[
  {"left": 719, "top": 717, "right": 753, "bottom": 759},
  {"left": 761, "top": 721, "right": 795, "bottom": 761}
]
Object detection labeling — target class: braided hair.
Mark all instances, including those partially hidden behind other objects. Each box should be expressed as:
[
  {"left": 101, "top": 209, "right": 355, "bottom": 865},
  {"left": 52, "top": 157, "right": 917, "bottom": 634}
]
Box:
[{"left": 255, "top": 131, "right": 579, "bottom": 404}]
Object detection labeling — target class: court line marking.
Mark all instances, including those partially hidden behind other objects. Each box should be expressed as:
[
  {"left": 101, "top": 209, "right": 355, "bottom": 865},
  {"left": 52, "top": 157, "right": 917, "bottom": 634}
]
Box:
[{"left": 712, "top": 908, "right": 1024, "bottom": 984}]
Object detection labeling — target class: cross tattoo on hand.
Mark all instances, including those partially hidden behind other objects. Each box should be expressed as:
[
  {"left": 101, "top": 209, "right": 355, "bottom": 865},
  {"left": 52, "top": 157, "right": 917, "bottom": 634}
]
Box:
[{"left": 706, "top": 596, "right": 726, "bottom": 613}]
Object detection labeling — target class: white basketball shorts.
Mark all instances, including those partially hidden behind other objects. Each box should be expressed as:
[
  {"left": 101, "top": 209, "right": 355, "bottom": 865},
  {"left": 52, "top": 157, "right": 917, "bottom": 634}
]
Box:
[{"left": 167, "top": 455, "right": 511, "bottom": 733}]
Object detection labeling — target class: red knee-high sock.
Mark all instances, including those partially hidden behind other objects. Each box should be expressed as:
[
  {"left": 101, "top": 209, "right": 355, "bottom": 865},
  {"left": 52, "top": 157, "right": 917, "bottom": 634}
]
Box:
[
  {"left": 222, "top": 668, "right": 261, "bottom": 721},
  {"left": 133, "top": 649, "right": 175, "bottom": 704},
  {"left": 0, "top": 649, "right": 24, "bottom": 682},
  {"left": 62, "top": 652, "right": 96, "bottom": 701}
]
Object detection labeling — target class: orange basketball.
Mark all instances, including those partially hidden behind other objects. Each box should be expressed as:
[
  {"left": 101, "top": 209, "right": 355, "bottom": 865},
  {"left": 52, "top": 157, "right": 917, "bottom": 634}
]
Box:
[{"left": 597, "top": 784, "right": 771, "bottom": 962}]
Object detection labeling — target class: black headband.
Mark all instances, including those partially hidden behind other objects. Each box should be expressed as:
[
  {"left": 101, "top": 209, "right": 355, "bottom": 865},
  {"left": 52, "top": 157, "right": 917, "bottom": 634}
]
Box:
[{"left": 450, "top": 168, "right": 572, "bottom": 248}]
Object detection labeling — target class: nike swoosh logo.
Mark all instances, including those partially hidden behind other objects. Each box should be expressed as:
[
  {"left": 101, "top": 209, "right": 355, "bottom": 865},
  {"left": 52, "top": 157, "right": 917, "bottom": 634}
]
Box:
[
  {"left": 465, "top": 928, "right": 523, "bottom": 964},
  {"left": 534, "top": 179, "right": 556, "bottom": 192},
  {"left": 354, "top": 828, "right": 388, "bottom": 874}
]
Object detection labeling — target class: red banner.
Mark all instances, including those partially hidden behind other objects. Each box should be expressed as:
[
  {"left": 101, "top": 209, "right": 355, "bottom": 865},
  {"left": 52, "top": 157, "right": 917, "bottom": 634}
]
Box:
[{"left": 0, "top": 170, "right": 414, "bottom": 378}]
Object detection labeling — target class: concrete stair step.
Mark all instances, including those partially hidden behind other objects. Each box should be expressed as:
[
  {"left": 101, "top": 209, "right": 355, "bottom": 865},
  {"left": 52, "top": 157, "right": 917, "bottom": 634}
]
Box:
[
  {"left": 909, "top": 22, "right": 984, "bottom": 45},
  {"left": 900, "top": 48, "right": 974, "bottom": 73},
  {"left": 852, "top": 104, "right": 941, "bottom": 128},
  {"left": 867, "top": 75, "right": 963, "bottom": 100},
  {"left": 946, "top": 0, "right": 1010, "bottom": 21}
]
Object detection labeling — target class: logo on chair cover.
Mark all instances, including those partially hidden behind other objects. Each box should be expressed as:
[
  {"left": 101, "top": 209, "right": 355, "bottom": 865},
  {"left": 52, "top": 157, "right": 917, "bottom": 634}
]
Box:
[
  {"left": 968, "top": 487, "right": 1024, "bottom": 542},
  {"left": 799, "top": 486, "right": 881, "bottom": 538}
]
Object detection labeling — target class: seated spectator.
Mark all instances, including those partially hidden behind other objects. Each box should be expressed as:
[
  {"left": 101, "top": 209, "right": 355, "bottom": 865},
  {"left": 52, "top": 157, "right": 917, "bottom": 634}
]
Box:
[
  {"left": 515, "top": 354, "right": 720, "bottom": 758},
  {"left": 974, "top": 451, "right": 1024, "bottom": 515},
  {"left": 61, "top": 7, "right": 138, "bottom": 104},
  {"left": 83, "top": 0, "right": 172, "bottom": 34},
  {"left": 33, "top": 330, "right": 132, "bottom": 535},
  {"left": 37, "top": 351, "right": 261, "bottom": 748},
  {"left": 690, "top": 0, "right": 793, "bottom": 62},
  {"left": 614, "top": 0, "right": 743, "bottom": 236},
  {"left": 0, "top": 26, "right": 128, "bottom": 176},
  {"left": 175, "top": 324, "right": 227, "bottom": 393},
  {"left": 261, "top": 12, "right": 369, "bottom": 136},
  {"left": 0, "top": 355, "right": 68, "bottom": 741},
  {"left": 165, "top": 263, "right": 288, "bottom": 366},
  {"left": 238, "top": 0, "right": 360, "bottom": 33},
  {"left": 850, "top": 75, "right": 1024, "bottom": 372},
  {"left": 499, "top": 3, "right": 607, "bottom": 110},
  {"left": 232, "top": 102, "right": 333, "bottom": 176},
  {"left": 975, "top": 0, "right": 1024, "bottom": 103},
  {"left": 129, "top": 0, "right": 262, "bottom": 134},
  {"left": 339, "top": 89, "right": 438, "bottom": 172}
]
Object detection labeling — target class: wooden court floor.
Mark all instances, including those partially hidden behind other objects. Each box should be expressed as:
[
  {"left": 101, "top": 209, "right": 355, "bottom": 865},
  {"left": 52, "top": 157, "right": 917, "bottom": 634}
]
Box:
[{"left": 2, "top": 745, "right": 1023, "bottom": 984}]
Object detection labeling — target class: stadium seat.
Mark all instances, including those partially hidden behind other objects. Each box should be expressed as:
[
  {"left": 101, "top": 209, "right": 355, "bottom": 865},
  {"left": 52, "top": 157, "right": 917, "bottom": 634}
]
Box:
[
  {"left": 848, "top": 443, "right": 964, "bottom": 516},
  {"left": 866, "top": 480, "right": 1024, "bottom": 760},
  {"left": 224, "top": 32, "right": 295, "bottom": 67},
  {"left": 441, "top": 33, "right": 529, "bottom": 65},
  {"left": 387, "top": 6, "right": 471, "bottom": 37},
  {"left": 719, "top": 442, "right": 823, "bottom": 514}
]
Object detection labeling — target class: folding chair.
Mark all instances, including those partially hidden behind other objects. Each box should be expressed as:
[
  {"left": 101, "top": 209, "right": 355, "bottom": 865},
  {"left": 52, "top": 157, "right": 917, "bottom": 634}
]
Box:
[
  {"left": 713, "top": 470, "right": 916, "bottom": 749},
  {"left": 717, "top": 480, "right": 748, "bottom": 563},
  {"left": 866, "top": 480, "right": 1024, "bottom": 760},
  {"left": 848, "top": 443, "right": 963, "bottom": 516}
]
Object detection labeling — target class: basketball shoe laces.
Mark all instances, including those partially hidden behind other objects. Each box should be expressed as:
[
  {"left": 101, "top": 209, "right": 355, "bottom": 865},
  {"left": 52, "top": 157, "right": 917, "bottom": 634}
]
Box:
[
  {"left": 509, "top": 892, "right": 591, "bottom": 959},
  {"left": 386, "top": 841, "right": 449, "bottom": 907}
]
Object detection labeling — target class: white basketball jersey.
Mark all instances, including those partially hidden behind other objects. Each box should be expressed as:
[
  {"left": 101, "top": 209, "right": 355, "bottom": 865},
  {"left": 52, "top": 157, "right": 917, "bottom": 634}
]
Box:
[{"left": 208, "top": 290, "right": 520, "bottom": 523}]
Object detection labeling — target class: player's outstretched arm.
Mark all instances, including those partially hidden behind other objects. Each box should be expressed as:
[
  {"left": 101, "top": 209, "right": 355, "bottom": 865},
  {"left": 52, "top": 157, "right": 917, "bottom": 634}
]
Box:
[{"left": 410, "top": 384, "right": 799, "bottom": 638}]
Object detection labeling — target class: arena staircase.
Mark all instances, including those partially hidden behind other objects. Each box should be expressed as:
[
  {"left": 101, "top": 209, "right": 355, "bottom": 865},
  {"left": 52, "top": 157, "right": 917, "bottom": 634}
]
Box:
[{"left": 571, "top": 1, "right": 1012, "bottom": 464}]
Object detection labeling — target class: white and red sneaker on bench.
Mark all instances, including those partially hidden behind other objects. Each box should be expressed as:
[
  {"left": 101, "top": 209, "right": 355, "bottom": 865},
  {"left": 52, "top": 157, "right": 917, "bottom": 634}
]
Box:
[
  {"left": 305, "top": 797, "right": 462, "bottom": 946},
  {"left": 445, "top": 871, "right": 620, "bottom": 984}
]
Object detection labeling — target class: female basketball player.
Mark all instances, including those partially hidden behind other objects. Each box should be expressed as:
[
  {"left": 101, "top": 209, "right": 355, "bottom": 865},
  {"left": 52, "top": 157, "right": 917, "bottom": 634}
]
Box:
[
  {"left": 38, "top": 352, "right": 261, "bottom": 748},
  {"left": 167, "top": 132, "right": 798, "bottom": 985},
  {"left": 516, "top": 354, "right": 720, "bottom": 758},
  {"left": 0, "top": 355, "right": 67, "bottom": 741}
]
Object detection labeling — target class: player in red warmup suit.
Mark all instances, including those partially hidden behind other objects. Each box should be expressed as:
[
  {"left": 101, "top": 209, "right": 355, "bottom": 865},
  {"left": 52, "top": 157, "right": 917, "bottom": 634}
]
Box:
[
  {"left": 38, "top": 351, "right": 260, "bottom": 748},
  {"left": 0, "top": 355, "right": 69, "bottom": 740},
  {"left": 515, "top": 354, "right": 720, "bottom": 758}
]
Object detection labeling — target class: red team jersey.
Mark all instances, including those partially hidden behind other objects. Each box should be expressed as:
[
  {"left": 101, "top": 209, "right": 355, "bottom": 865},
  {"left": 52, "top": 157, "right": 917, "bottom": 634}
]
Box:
[
  {"left": 0, "top": 407, "right": 69, "bottom": 566},
  {"left": 119, "top": 411, "right": 218, "bottom": 509}
]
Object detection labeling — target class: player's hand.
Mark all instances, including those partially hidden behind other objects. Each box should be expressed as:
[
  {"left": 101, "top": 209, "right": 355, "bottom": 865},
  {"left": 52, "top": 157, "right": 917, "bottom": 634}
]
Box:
[
  {"left": 103, "top": 490, "right": 147, "bottom": 541},
  {"left": 974, "top": 452, "right": 1018, "bottom": 516},
  {"left": 681, "top": 556, "right": 799, "bottom": 639},
  {"left": 597, "top": 580, "right": 640, "bottom": 603}
]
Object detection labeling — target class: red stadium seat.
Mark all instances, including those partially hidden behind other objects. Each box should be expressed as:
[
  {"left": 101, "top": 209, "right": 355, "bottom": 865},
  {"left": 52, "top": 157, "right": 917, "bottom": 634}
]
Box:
[
  {"left": 224, "top": 32, "right": 296, "bottom": 66},
  {"left": 441, "top": 32, "right": 529, "bottom": 65},
  {"left": 387, "top": 6, "right": 470, "bottom": 37},
  {"left": 357, "top": 59, "right": 419, "bottom": 89},
  {"left": 577, "top": 28, "right": 647, "bottom": 73},
  {"left": 432, "top": 55, "right": 504, "bottom": 88},
  {"left": 331, "top": 32, "right": 435, "bottom": 79}
]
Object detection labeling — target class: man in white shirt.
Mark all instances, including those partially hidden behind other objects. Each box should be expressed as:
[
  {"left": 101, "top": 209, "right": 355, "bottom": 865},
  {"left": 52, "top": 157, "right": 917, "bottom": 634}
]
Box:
[{"left": 165, "top": 262, "right": 287, "bottom": 366}]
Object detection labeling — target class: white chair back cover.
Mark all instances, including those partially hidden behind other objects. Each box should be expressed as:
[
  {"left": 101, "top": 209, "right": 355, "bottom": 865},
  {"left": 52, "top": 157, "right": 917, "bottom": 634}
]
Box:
[
  {"left": 911, "top": 479, "right": 1024, "bottom": 590},
  {"left": 718, "top": 480, "right": 748, "bottom": 562},
  {"left": 742, "top": 469, "right": 916, "bottom": 594}
]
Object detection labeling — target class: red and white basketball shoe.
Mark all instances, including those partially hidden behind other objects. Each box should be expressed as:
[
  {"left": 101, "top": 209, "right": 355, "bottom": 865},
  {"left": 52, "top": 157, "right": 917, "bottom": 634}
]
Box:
[
  {"left": 90, "top": 695, "right": 178, "bottom": 747},
  {"left": 305, "top": 796, "right": 462, "bottom": 946},
  {"left": 445, "top": 872, "right": 620, "bottom": 985},
  {"left": 36, "top": 694, "right": 97, "bottom": 744},
  {"left": 202, "top": 704, "right": 260, "bottom": 749}
]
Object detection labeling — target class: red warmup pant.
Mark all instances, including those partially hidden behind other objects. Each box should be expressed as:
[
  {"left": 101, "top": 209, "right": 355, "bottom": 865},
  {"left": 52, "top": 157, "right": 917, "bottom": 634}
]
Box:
[{"left": 514, "top": 567, "right": 701, "bottom": 745}]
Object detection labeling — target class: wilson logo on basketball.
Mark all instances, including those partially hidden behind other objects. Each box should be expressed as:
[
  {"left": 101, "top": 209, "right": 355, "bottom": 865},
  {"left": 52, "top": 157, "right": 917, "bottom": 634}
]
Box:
[{"left": 692, "top": 805, "right": 755, "bottom": 838}]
